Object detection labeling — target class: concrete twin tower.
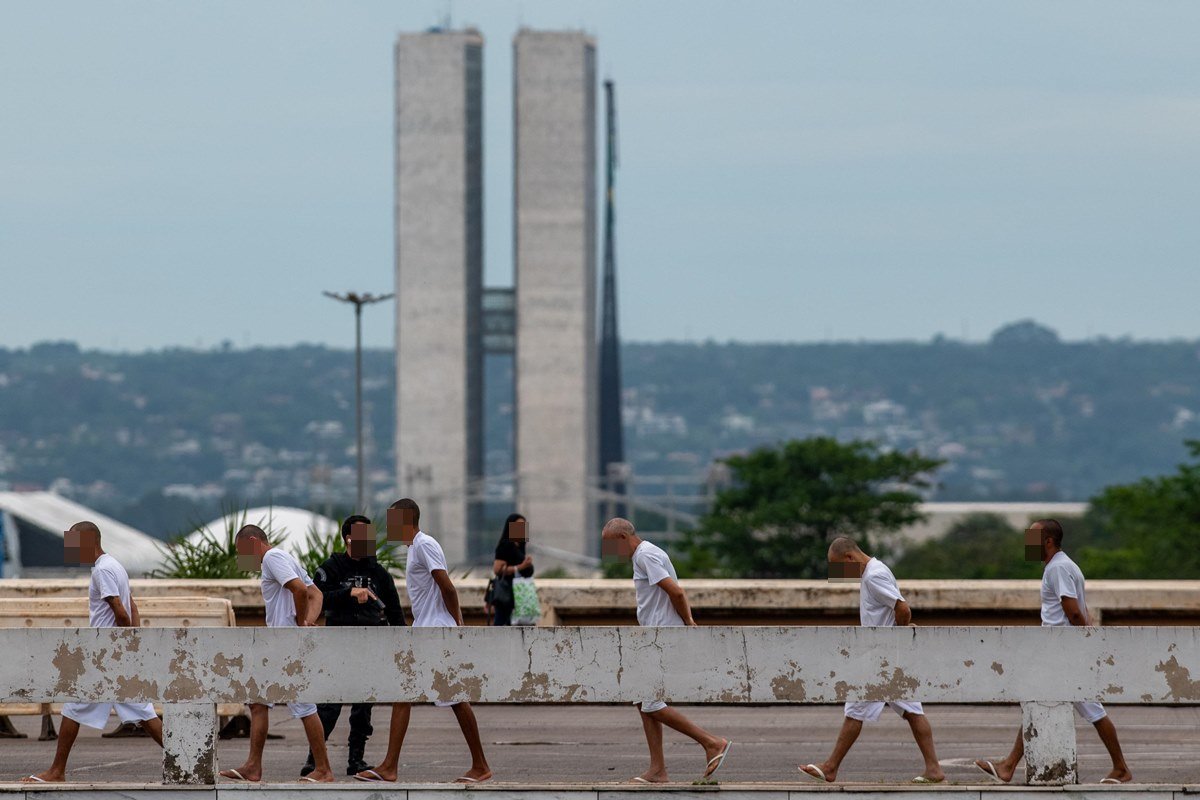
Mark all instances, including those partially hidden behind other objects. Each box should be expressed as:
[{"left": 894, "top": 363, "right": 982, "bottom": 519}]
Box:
[{"left": 394, "top": 28, "right": 599, "bottom": 567}]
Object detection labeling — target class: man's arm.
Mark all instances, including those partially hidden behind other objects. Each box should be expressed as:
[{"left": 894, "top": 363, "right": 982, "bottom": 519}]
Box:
[
  {"left": 104, "top": 596, "right": 133, "bottom": 627},
  {"left": 432, "top": 570, "right": 463, "bottom": 625},
  {"left": 285, "top": 578, "right": 321, "bottom": 626},
  {"left": 314, "top": 562, "right": 353, "bottom": 614},
  {"left": 129, "top": 596, "right": 142, "bottom": 627},
  {"left": 894, "top": 599, "right": 913, "bottom": 626},
  {"left": 1060, "top": 596, "right": 1089, "bottom": 627},
  {"left": 657, "top": 577, "right": 697, "bottom": 626}
]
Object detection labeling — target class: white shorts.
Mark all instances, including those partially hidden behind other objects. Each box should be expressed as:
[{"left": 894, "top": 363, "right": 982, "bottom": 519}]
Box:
[
  {"left": 843, "top": 700, "right": 924, "bottom": 722},
  {"left": 1075, "top": 701, "right": 1106, "bottom": 723},
  {"left": 62, "top": 702, "right": 157, "bottom": 730},
  {"left": 255, "top": 702, "right": 317, "bottom": 719},
  {"left": 635, "top": 700, "right": 668, "bottom": 714}
]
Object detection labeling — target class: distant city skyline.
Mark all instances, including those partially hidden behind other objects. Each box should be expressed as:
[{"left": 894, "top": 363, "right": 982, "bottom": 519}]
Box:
[{"left": 3, "top": 1, "right": 1199, "bottom": 350}]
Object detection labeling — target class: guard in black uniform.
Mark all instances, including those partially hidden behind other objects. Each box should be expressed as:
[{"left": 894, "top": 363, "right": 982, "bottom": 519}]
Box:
[{"left": 301, "top": 514, "right": 405, "bottom": 777}]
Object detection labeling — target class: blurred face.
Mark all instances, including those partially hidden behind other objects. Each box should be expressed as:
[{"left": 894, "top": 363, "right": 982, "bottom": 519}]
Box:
[
  {"left": 1025, "top": 524, "right": 1048, "bottom": 561},
  {"left": 386, "top": 508, "right": 418, "bottom": 545},
  {"left": 827, "top": 549, "right": 865, "bottom": 581},
  {"left": 235, "top": 535, "right": 265, "bottom": 571},
  {"left": 507, "top": 517, "right": 527, "bottom": 543},
  {"left": 601, "top": 531, "right": 635, "bottom": 560},
  {"left": 346, "top": 521, "right": 375, "bottom": 558},
  {"left": 64, "top": 529, "right": 100, "bottom": 565}
]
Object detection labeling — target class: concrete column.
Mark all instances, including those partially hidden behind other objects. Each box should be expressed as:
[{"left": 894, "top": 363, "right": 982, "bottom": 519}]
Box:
[
  {"left": 1022, "top": 701, "right": 1077, "bottom": 785},
  {"left": 162, "top": 703, "right": 217, "bottom": 785}
]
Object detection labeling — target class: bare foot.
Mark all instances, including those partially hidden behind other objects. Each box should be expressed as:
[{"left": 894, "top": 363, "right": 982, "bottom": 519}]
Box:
[
  {"left": 800, "top": 762, "right": 837, "bottom": 782},
  {"left": 301, "top": 768, "right": 335, "bottom": 783},
  {"left": 22, "top": 770, "right": 64, "bottom": 783},
  {"left": 356, "top": 767, "right": 395, "bottom": 782},
  {"left": 702, "top": 737, "right": 731, "bottom": 778},
  {"left": 1102, "top": 768, "right": 1133, "bottom": 783},
  {"left": 632, "top": 768, "right": 669, "bottom": 783},
  {"left": 455, "top": 766, "right": 493, "bottom": 783},
  {"left": 973, "top": 758, "right": 1014, "bottom": 783},
  {"left": 921, "top": 767, "right": 947, "bottom": 782},
  {"left": 219, "top": 765, "right": 262, "bottom": 782}
]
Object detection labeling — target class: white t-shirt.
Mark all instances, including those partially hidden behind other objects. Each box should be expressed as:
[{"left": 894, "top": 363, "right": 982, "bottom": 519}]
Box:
[
  {"left": 88, "top": 553, "right": 133, "bottom": 628},
  {"left": 632, "top": 540, "right": 684, "bottom": 627},
  {"left": 405, "top": 531, "right": 457, "bottom": 627},
  {"left": 859, "top": 557, "right": 904, "bottom": 627},
  {"left": 260, "top": 547, "right": 314, "bottom": 628},
  {"left": 1041, "top": 550, "right": 1088, "bottom": 627}
]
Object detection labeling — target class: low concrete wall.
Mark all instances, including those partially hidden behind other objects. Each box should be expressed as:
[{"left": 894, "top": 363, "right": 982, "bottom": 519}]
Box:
[
  {"left": 2, "top": 625, "right": 1199, "bottom": 785},
  {"left": 3, "top": 579, "right": 1200, "bottom": 627}
]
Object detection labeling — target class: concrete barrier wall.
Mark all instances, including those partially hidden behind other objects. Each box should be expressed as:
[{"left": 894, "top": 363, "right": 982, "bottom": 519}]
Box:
[{"left": 5, "top": 625, "right": 1199, "bottom": 786}]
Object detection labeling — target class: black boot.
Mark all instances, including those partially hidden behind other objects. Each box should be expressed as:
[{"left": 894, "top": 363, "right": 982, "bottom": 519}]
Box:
[
  {"left": 300, "top": 751, "right": 316, "bottom": 777},
  {"left": 346, "top": 740, "right": 372, "bottom": 776}
]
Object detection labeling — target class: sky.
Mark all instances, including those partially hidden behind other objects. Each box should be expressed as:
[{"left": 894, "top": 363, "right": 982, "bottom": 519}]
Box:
[{"left": 2, "top": 1, "right": 1199, "bottom": 351}]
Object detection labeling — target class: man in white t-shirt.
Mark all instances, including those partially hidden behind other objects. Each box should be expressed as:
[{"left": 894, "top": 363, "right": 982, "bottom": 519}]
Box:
[
  {"left": 800, "top": 537, "right": 944, "bottom": 784},
  {"left": 23, "top": 521, "right": 163, "bottom": 784},
  {"left": 601, "top": 518, "right": 732, "bottom": 784},
  {"left": 354, "top": 498, "right": 492, "bottom": 784},
  {"left": 974, "top": 519, "right": 1132, "bottom": 784},
  {"left": 218, "top": 524, "right": 334, "bottom": 783}
]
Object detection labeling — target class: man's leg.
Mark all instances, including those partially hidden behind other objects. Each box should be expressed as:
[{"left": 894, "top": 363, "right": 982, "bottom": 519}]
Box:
[
  {"left": 220, "top": 703, "right": 269, "bottom": 781},
  {"left": 636, "top": 707, "right": 668, "bottom": 783},
  {"left": 346, "top": 703, "right": 374, "bottom": 775},
  {"left": 646, "top": 705, "right": 730, "bottom": 777},
  {"left": 451, "top": 702, "right": 492, "bottom": 782},
  {"left": 298, "top": 710, "right": 334, "bottom": 782},
  {"left": 303, "top": 703, "right": 343, "bottom": 775},
  {"left": 1092, "top": 716, "right": 1132, "bottom": 782},
  {"left": 802, "top": 716, "right": 864, "bottom": 782},
  {"left": 357, "top": 702, "right": 411, "bottom": 781},
  {"left": 22, "top": 716, "right": 82, "bottom": 782},
  {"left": 903, "top": 711, "right": 945, "bottom": 781},
  {"left": 974, "top": 726, "right": 1024, "bottom": 783},
  {"left": 138, "top": 716, "right": 164, "bottom": 747}
]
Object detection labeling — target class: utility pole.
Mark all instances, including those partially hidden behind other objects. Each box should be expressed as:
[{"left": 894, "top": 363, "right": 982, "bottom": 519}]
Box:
[{"left": 323, "top": 291, "right": 394, "bottom": 512}]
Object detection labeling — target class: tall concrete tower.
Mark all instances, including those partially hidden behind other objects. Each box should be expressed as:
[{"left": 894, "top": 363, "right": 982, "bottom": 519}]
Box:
[
  {"left": 513, "top": 30, "right": 599, "bottom": 560},
  {"left": 394, "top": 29, "right": 484, "bottom": 565}
]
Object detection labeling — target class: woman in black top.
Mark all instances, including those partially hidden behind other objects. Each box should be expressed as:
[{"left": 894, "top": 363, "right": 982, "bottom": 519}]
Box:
[{"left": 491, "top": 513, "right": 534, "bottom": 626}]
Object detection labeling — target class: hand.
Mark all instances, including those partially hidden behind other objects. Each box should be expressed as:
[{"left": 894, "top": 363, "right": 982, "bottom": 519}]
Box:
[
  {"left": 521, "top": 555, "right": 533, "bottom": 568},
  {"left": 297, "top": 616, "right": 316, "bottom": 627},
  {"left": 685, "top": 619, "right": 698, "bottom": 627},
  {"left": 350, "top": 587, "right": 376, "bottom": 604},
  {"left": 908, "top": 622, "right": 918, "bottom": 627}
]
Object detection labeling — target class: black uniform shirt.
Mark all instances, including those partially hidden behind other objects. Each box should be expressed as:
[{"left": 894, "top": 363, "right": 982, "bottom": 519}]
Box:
[{"left": 314, "top": 551, "right": 406, "bottom": 627}]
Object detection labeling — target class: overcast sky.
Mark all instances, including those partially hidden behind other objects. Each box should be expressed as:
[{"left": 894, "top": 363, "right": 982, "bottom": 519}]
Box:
[{"left": 3, "top": 1, "right": 1199, "bottom": 351}]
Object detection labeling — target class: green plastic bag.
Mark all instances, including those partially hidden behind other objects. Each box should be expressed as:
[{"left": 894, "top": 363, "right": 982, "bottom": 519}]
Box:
[{"left": 512, "top": 576, "right": 541, "bottom": 626}]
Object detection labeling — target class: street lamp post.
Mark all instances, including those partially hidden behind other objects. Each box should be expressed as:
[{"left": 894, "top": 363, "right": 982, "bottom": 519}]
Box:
[{"left": 323, "top": 290, "right": 394, "bottom": 512}]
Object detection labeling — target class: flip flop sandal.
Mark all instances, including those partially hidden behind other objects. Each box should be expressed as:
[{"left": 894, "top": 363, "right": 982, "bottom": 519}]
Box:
[
  {"left": 354, "top": 769, "right": 392, "bottom": 783},
  {"left": 912, "top": 776, "right": 945, "bottom": 784},
  {"left": 704, "top": 740, "right": 733, "bottom": 778},
  {"left": 1100, "top": 778, "right": 1124, "bottom": 784},
  {"left": 975, "top": 760, "right": 1004, "bottom": 784},
  {"left": 455, "top": 774, "right": 492, "bottom": 783},
  {"left": 799, "top": 764, "right": 828, "bottom": 782},
  {"left": 23, "top": 776, "right": 49, "bottom": 783},
  {"left": 220, "top": 769, "right": 257, "bottom": 782}
]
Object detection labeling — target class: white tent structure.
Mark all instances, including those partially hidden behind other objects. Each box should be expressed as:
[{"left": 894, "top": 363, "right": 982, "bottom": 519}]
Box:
[
  {"left": 0, "top": 491, "right": 163, "bottom": 577},
  {"left": 186, "top": 506, "right": 339, "bottom": 553}
]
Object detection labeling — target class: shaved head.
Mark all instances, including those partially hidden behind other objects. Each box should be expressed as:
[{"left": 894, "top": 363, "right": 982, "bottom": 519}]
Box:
[
  {"left": 602, "top": 518, "right": 636, "bottom": 538},
  {"left": 69, "top": 520, "right": 101, "bottom": 541},
  {"left": 827, "top": 536, "right": 862, "bottom": 560},
  {"left": 235, "top": 524, "right": 268, "bottom": 543}
]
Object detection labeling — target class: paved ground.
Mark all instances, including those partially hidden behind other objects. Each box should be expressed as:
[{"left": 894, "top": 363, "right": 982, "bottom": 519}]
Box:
[{"left": 2, "top": 705, "right": 1200, "bottom": 786}]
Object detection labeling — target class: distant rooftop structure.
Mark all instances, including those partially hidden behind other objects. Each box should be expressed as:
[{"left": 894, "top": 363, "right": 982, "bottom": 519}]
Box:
[
  {"left": 186, "top": 506, "right": 339, "bottom": 553},
  {"left": 0, "top": 491, "right": 162, "bottom": 578}
]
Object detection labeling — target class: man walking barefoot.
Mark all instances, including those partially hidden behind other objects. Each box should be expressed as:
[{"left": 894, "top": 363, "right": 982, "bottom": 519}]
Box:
[
  {"left": 799, "top": 537, "right": 944, "bottom": 784},
  {"left": 355, "top": 498, "right": 491, "bottom": 784},
  {"left": 22, "top": 522, "right": 163, "bottom": 783},
  {"left": 974, "top": 520, "right": 1132, "bottom": 785},
  {"left": 218, "top": 524, "right": 334, "bottom": 783},
  {"left": 601, "top": 517, "right": 732, "bottom": 784}
]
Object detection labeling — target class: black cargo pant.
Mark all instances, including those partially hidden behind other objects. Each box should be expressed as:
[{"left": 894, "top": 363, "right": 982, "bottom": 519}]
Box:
[{"left": 317, "top": 701, "right": 373, "bottom": 750}]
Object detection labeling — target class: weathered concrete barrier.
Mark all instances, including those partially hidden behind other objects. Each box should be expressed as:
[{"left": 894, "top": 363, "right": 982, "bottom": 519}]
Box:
[{"left": 3, "top": 626, "right": 1199, "bottom": 786}]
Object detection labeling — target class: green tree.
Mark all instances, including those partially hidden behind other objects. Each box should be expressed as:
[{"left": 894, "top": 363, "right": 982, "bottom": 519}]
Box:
[
  {"left": 678, "top": 438, "right": 942, "bottom": 578},
  {"left": 893, "top": 513, "right": 1042, "bottom": 579},
  {"left": 1076, "top": 440, "right": 1200, "bottom": 578}
]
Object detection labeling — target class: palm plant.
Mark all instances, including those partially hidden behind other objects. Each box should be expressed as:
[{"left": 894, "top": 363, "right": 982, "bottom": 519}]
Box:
[
  {"left": 291, "top": 521, "right": 405, "bottom": 577},
  {"left": 149, "top": 506, "right": 281, "bottom": 579}
]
